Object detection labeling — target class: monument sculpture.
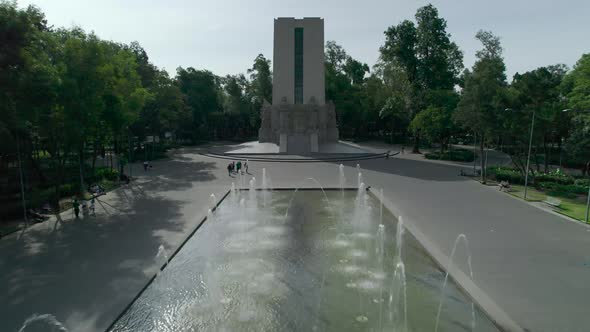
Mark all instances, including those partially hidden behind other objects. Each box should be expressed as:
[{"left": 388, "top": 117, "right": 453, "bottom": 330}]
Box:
[{"left": 258, "top": 17, "right": 339, "bottom": 153}]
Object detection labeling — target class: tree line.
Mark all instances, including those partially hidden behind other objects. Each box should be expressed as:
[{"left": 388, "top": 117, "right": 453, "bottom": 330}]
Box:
[
  {"left": 0, "top": 1, "right": 271, "bottom": 219},
  {"left": 325, "top": 4, "right": 589, "bottom": 183},
  {"left": 1, "top": 2, "right": 589, "bottom": 220}
]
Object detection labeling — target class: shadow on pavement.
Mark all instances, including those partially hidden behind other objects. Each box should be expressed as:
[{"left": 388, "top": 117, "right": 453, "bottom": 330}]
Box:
[{"left": 0, "top": 161, "right": 219, "bottom": 332}]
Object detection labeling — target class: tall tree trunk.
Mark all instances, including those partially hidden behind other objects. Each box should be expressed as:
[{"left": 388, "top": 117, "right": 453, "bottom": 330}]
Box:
[
  {"left": 413, "top": 135, "right": 421, "bottom": 154},
  {"left": 16, "top": 136, "right": 28, "bottom": 228},
  {"left": 543, "top": 136, "right": 549, "bottom": 173},
  {"left": 79, "top": 146, "right": 85, "bottom": 195}
]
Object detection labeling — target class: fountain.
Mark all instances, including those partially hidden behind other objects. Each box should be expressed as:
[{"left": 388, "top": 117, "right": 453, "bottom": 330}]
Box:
[
  {"left": 379, "top": 188, "right": 384, "bottom": 224},
  {"left": 109, "top": 179, "right": 498, "bottom": 332},
  {"left": 210, "top": 193, "right": 216, "bottom": 209},
  {"left": 375, "top": 224, "right": 386, "bottom": 330},
  {"left": 249, "top": 177, "right": 256, "bottom": 204},
  {"left": 261, "top": 168, "right": 272, "bottom": 206},
  {"left": 338, "top": 164, "right": 345, "bottom": 193},
  {"left": 262, "top": 168, "right": 268, "bottom": 190},
  {"left": 17, "top": 314, "right": 68, "bottom": 332},
  {"left": 156, "top": 244, "right": 169, "bottom": 270},
  {"left": 396, "top": 216, "right": 405, "bottom": 262},
  {"left": 390, "top": 261, "right": 408, "bottom": 331},
  {"left": 435, "top": 233, "right": 476, "bottom": 332},
  {"left": 357, "top": 172, "right": 363, "bottom": 188}
]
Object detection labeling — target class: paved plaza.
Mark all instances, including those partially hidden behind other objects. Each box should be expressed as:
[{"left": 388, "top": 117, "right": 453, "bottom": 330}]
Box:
[{"left": 1, "top": 143, "right": 589, "bottom": 332}]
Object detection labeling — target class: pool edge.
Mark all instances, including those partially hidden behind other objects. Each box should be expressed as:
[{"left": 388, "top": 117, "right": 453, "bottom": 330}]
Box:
[
  {"left": 368, "top": 187, "right": 524, "bottom": 332},
  {"left": 103, "top": 189, "right": 231, "bottom": 332}
]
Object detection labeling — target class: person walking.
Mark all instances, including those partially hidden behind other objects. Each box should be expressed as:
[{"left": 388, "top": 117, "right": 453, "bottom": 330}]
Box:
[
  {"left": 236, "top": 160, "right": 242, "bottom": 174},
  {"left": 73, "top": 198, "right": 80, "bottom": 219},
  {"left": 90, "top": 198, "right": 96, "bottom": 216},
  {"left": 227, "top": 163, "right": 232, "bottom": 176},
  {"left": 244, "top": 160, "right": 249, "bottom": 174},
  {"left": 143, "top": 161, "right": 148, "bottom": 171}
]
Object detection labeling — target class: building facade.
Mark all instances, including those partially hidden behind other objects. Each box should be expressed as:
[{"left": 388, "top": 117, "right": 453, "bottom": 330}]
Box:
[{"left": 259, "top": 17, "right": 339, "bottom": 153}]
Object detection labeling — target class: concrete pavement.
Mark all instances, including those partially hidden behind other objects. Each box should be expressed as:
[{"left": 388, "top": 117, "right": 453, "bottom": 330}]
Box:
[{"left": 1, "top": 145, "right": 589, "bottom": 331}]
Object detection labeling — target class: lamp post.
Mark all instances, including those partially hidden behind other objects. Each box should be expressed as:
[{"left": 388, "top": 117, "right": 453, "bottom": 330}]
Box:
[
  {"left": 506, "top": 108, "right": 536, "bottom": 200},
  {"left": 562, "top": 109, "right": 590, "bottom": 223},
  {"left": 473, "top": 132, "right": 477, "bottom": 174}
]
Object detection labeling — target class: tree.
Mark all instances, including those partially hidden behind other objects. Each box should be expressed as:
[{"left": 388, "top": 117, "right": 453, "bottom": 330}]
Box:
[
  {"left": 375, "top": 61, "right": 413, "bottom": 143},
  {"left": 562, "top": 54, "right": 590, "bottom": 174},
  {"left": 509, "top": 65, "right": 568, "bottom": 172},
  {"left": 247, "top": 54, "right": 272, "bottom": 104},
  {"left": 176, "top": 68, "right": 222, "bottom": 139},
  {"left": 455, "top": 30, "right": 507, "bottom": 183},
  {"left": 380, "top": 4, "right": 463, "bottom": 152},
  {"left": 410, "top": 106, "right": 454, "bottom": 156}
]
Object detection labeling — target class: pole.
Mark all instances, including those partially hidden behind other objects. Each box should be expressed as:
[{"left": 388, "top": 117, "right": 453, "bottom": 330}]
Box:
[
  {"left": 16, "top": 136, "right": 28, "bottom": 228},
  {"left": 523, "top": 111, "right": 535, "bottom": 200},
  {"left": 473, "top": 132, "right": 477, "bottom": 174},
  {"left": 585, "top": 184, "right": 589, "bottom": 223},
  {"left": 128, "top": 133, "right": 132, "bottom": 179}
]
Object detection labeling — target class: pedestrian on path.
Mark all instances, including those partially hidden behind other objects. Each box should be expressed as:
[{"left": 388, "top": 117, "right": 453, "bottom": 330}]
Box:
[
  {"left": 244, "top": 160, "right": 249, "bottom": 174},
  {"left": 73, "top": 199, "right": 80, "bottom": 219},
  {"left": 227, "top": 163, "right": 233, "bottom": 176},
  {"left": 90, "top": 198, "right": 96, "bottom": 216},
  {"left": 401, "top": 146, "right": 405, "bottom": 154},
  {"left": 236, "top": 161, "right": 242, "bottom": 174},
  {"left": 143, "top": 161, "right": 148, "bottom": 171}
]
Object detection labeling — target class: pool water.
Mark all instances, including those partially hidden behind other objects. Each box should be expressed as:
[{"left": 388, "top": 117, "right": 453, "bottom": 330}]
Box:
[{"left": 109, "top": 189, "right": 499, "bottom": 332}]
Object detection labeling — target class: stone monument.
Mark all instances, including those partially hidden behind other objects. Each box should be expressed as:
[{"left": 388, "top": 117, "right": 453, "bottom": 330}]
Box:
[{"left": 258, "top": 17, "right": 339, "bottom": 153}]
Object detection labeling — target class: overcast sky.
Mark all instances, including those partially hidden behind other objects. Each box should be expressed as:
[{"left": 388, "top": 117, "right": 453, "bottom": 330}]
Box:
[{"left": 18, "top": 0, "right": 590, "bottom": 80}]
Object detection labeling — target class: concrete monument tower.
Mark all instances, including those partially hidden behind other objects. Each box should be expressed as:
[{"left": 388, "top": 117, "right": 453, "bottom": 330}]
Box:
[{"left": 258, "top": 17, "right": 339, "bottom": 153}]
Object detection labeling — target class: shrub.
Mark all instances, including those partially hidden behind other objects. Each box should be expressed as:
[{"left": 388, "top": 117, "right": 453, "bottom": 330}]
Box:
[
  {"left": 535, "top": 173, "right": 574, "bottom": 185},
  {"left": 537, "top": 182, "right": 588, "bottom": 198},
  {"left": 95, "top": 167, "right": 119, "bottom": 181},
  {"left": 59, "top": 183, "right": 78, "bottom": 196},
  {"left": 425, "top": 149, "right": 476, "bottom": 162},
  {"left": 574, "top": 178, "right": 590, "bottom": 188},
  {"left": 487, "top": 167, "right": 525, "bottom": 184}
]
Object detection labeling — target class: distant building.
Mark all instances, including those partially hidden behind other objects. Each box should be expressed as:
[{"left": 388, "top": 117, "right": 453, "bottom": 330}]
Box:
[{"left": 259, "top": 17, "right": 339, "bottom": 153}]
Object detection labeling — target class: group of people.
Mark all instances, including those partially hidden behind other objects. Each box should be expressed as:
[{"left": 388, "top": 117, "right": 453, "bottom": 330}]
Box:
[
  {"left": 227, "top": 160, "right": 248, "bottom": 176},
  {"left": 72, "top": 197, "right": 96, "bottom": 219}
]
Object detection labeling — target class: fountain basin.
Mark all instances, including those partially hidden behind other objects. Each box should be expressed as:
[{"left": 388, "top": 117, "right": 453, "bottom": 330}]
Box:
[{"left": 108, "top": 190, "right": 499, "bottom": 332}]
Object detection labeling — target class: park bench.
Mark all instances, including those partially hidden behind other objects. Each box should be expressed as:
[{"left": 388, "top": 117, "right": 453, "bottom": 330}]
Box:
[
  {"left": 543, "top": 196, "right": 562, "bottom": 208},
  {"left": 498, "top": 181, "right": 511, "bottom": 192}
]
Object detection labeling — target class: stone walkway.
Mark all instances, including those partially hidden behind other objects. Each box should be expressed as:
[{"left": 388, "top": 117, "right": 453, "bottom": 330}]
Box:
[{"left": 1, "top": 144, "right": 589, "bottom": 332}]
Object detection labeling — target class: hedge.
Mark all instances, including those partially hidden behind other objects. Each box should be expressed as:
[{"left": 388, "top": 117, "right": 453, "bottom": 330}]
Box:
[{"left": 425, "top": 148, "right": 476, "bottom": 162}]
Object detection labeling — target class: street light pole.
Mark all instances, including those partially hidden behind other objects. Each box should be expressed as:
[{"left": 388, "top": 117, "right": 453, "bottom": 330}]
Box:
[
  {"left": 506, "top": 108, "right": 536, "bottom": 200},
  {"left": 473, "top": 132, "right": 477, "bottom": 175},
  {"left": 523, "top": 111, "right": 536, "bottom": 200}
]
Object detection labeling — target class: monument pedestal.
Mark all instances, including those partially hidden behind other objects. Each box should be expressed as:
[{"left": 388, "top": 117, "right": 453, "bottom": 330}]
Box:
[{"left": 258, "top": 99, "right": 339, "bottom": 154}]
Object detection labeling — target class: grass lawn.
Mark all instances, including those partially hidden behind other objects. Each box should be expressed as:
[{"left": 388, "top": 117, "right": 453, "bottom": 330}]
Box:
[
  {"left": 507, "top": 184, "right": 588, "bottom": 222},
  {"left": 508, "top": 184, "right": 547, "bottom": 202}
]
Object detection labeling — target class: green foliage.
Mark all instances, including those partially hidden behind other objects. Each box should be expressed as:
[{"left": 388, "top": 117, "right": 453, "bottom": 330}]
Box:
[
  {"left": 487, "top": 167, "right": 588, "bottom": 198},
  {"left": 425, "top": 148, "right": 476, "bottom": 162},
  {"left": 95, "top": 167, "right": 119, "bottom": 181},
  {"left": 487, "top": 167, "right": 525, "bottom": 184},
  {"left": 379, "top": 4, "right": 463, "bottom": 151}
]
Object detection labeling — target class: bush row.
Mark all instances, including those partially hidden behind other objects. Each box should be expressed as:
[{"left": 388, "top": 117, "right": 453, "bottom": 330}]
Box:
[
  {"left": 487, "top": 167, "right": 589, "bottom": 197},
  {"left": 425, "top": 149, "right": 476, "bottom": 162}
]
